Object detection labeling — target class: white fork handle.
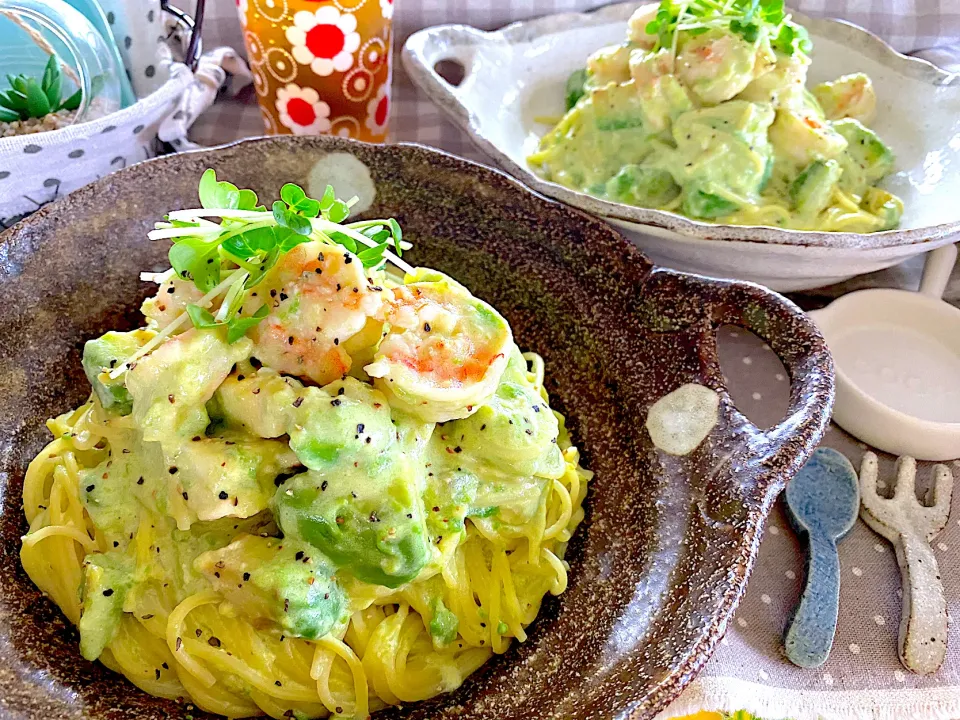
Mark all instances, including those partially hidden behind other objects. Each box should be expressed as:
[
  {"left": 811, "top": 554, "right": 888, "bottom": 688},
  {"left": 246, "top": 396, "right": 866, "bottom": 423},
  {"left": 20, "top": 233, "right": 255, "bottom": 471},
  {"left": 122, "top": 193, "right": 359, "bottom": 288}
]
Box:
[{"left": 896, "top": 531, "right": 948, "bottom": 674}]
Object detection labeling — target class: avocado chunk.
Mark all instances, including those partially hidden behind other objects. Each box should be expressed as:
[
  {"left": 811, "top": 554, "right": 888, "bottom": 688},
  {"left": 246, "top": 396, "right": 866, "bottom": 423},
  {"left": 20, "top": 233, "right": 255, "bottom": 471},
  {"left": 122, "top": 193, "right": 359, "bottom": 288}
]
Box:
[
  {"left": 832, "top": 118, "right": 895, "bottom": 191},
  {"left": 682, "top": 187, "right": 740, "bottom": 219},
  {"left": 126, "top": 328, "right": 252, "bottom": 448},
  {"left": 634, "top": 72, "right": 694, "bottom": 134},
  {"left": 591, "top": 80, "right": 647, "bottom": 132},
  {"left": 286, "top": 379, "right": 396, "bottom": 473},
  {"left": 861, "top": 187, "right": 903, "bottom": 231},
  {"left": 422, "top": 465, "right": 479, "bottom": 539},
  {"left": 671, "top": 101, "right": 775, "bottom": 206},
  {"left": 428, "top": 598, "right": 459, "bottom": 646},
  {"left": 446, "top": 347, "right": 564, "bottom": 479},
  {"left": 79, "top": 551, "right": 135, "bottom": 660},
  {"left": 605, "top": 164, "right": 680, "bottom": 207},
  {"left": 277, "top": 379, "right": 430, "bottom": 588},
  {"left": 82, "top": 330, "right": 150, "bottom": 415},
  {"left": 790, "top": 159, "right": 842, "bottom": 218},
  {"left": 275, "top": 465, "right": 430, "bottom": 589},
  {"left": 565, "top": 68, "right": 588, "bottom": 111},
  {"left": 196, "top": 534, "right": 345, "bottom": 640}
]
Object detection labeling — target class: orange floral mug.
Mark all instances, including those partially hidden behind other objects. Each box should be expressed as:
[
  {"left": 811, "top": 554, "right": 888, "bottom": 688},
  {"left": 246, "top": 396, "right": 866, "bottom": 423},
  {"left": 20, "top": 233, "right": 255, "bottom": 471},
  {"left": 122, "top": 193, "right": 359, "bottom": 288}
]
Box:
[{"left": 237, "top": 0, "right": 394, "bottom": 141}]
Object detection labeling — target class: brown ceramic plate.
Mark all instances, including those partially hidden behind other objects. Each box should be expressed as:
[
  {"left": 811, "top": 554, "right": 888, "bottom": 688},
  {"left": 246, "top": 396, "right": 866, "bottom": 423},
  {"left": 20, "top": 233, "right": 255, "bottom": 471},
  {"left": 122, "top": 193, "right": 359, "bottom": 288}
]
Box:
[{"left": 0, "top": 136, "right": 833, "bottom": 720}]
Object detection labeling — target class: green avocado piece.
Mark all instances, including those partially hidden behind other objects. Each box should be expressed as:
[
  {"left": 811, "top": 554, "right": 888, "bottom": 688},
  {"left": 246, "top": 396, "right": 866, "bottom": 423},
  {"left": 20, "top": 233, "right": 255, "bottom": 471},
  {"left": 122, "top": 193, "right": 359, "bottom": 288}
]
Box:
[
  {"left": 682, "top": 186, "right": 740, "bottom": 219},
  {"left": 605, "top": 164, "right": 680, "bottom": 208},
  {"left": 79, "top": 551, "right": 135, "bottom": 660},
  {"left": 790, "top": 159, "right": 842, "bottom": 217},
  {"left": 446, "top": 347, "right": 564, "bottom": 479},
  {"left": 277, "top": 380, "right": 430, "bottom": 589},
  {"left": 196, "top": 534, "right": 345, "bottom": 640},
  {"left": 861, "top": 187, "right": 903, "bottom": 230},
  {"left": 565, "top": 68, "right": 588, "bottom": 111},
  {"left": 82, "top": 331, "right": 148, "bottom": 415},
  {"left": 275, "top": 466, "right": 430, "bottom": 589},
  {"left": 428, "top": 598, "right": 459, "bottom": 646},
  {"left": 286, "top": 380, "right": 395, "bottom": 475},
  {"left": 423, "top": 466, "right": 478, "bottom": 538},
  {"left": 832, "top": 118, "right": 895, "bottom": 191}
]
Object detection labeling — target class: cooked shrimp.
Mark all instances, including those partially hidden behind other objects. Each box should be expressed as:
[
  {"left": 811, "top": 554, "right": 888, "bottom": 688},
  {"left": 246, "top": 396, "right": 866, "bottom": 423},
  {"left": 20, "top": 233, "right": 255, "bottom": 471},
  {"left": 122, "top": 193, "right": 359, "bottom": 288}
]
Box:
[
  {"left": 142, "top": 274, "right": 205, "bottom": 331},
  {"left": 675, "top": 30, "right": 771, "bottom": 104},
  {"left": 768, "top": 107, "right": 848, "bottom": 166},
  {"left": 364, "top": 270, "right": 512, "bottom": 423},
  {"left": 246, "top": 241, "right": 386, "bottom": 386},
  {"left": 629, "top": 48, "right": 673, "bottom": 89},
  {"left": 737, "top": 51, "right": 810, "bottom": 109},
  {"left": 626, "top": 4, "right": 659, "bottom": 49},
  {"left": 813, "top": 73, "right": 876, "bottom": 124},
  {"left": 587, "top": 43, "right": 632, "bottom": 86}
]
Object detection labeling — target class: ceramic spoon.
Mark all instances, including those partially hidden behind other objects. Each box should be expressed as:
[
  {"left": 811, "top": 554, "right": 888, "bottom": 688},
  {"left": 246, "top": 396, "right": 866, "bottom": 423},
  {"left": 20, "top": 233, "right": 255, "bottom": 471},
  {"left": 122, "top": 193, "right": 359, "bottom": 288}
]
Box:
[
  {"left": 859, "top": 452, "right": 953, "bottom": 674},
  {"left": 784, "top": 447, "right": 860, "bottom": 668}
]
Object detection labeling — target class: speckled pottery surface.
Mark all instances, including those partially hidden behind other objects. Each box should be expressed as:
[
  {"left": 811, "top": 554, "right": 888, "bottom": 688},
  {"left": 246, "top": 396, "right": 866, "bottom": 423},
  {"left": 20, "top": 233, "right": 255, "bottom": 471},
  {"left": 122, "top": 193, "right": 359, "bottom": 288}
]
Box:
[
  {"left": 0, "top": 136, "right": 834, "bottom": 719},
  {"left": 402, "top": 2, "right": 960, "bottom": 291}
]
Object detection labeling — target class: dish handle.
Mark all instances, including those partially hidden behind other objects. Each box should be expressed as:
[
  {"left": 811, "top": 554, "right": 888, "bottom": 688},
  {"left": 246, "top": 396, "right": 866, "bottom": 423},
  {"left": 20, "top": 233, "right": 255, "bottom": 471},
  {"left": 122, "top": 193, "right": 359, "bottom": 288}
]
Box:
[
  {"left": 644, "top": 270, "right": 836, "bottom": 511},
  {"left": 401, "top": 25, "right": 486, "bottom": 128},
  {"left": 709, "top": 276, "right": 835, "bottom": 505}
]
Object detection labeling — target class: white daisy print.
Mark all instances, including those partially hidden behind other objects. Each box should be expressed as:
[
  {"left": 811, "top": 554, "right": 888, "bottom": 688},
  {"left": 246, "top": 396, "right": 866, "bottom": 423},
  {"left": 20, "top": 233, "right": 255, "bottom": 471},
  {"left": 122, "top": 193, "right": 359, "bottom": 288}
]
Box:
[
  {"left": 276, "top": 83, "right": 332, "bottom": 135},
  {"left": 285, "top": 7, "right": 360, "bottom": 77},
  {"left": 380, "top": 0, "right": 394, "bottom": 20},
  {"left": 365, "top": 83, "right": 390, "bottom": 136}
]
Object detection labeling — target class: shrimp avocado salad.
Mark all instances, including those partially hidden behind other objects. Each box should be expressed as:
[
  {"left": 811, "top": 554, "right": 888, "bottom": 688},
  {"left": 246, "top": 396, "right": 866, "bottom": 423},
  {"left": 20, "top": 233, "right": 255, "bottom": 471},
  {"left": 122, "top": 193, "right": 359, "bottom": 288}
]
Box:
[{"left": 528, "top": 0, "right": 903, "bottom": 233}]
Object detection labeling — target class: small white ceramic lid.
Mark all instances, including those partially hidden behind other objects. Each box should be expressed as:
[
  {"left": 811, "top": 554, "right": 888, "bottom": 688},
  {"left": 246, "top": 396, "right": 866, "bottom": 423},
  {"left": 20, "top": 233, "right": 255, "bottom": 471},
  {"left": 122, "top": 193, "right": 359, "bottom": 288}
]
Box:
[{"left": 809, "top": 245, "right": 960, "bottom": 461}]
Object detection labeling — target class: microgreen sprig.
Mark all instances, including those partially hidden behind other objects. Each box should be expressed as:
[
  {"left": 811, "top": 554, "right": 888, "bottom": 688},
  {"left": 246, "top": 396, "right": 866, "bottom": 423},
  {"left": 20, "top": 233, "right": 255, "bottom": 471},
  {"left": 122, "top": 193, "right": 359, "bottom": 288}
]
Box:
[
  {"left": 645, "top": 0, "right": 812, "bottom": 58},
  {"left": 109, "top": 171, "right": 413, "bottom": 377}
]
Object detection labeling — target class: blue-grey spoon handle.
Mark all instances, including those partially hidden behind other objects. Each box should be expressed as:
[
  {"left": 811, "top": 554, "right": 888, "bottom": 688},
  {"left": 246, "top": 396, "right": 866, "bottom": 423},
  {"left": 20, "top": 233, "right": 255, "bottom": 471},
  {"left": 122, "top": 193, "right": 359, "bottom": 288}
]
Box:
[{"left": 784, "top": 531, "right": 840, "bottom": 668}]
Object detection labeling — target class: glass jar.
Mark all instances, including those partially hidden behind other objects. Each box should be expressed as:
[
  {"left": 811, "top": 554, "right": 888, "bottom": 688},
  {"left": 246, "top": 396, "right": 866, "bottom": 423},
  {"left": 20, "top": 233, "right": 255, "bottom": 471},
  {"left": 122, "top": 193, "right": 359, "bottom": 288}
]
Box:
[{"left": 0, "top": 0, "right": 123, "bottom": 130}]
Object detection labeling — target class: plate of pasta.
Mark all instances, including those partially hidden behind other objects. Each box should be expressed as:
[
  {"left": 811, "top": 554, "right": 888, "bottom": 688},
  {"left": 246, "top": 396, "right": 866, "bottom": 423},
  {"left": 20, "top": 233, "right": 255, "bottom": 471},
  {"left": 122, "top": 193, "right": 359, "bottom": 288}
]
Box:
[
  {"left": 0, "top": 136, "right": 833, "bottom": 719},
  {"left": 403, "top": 1, "right": 960, "bottom": 290}
]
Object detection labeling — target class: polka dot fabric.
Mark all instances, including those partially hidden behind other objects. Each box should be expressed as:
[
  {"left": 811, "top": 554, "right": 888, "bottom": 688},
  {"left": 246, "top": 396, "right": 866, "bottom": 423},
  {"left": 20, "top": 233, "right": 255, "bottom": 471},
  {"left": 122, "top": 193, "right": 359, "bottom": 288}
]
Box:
[
  {"left": 0, "top": 64, "right": 191, "bottom": 226},
  {"left": 656, "top": 328, "right": 960, "bottom": 720},
  {"left": 97, "top": 0, "right": 168, "bottom": 97},
  {"left": 239, "top": 0, "right": 393, "bottom": 141}
]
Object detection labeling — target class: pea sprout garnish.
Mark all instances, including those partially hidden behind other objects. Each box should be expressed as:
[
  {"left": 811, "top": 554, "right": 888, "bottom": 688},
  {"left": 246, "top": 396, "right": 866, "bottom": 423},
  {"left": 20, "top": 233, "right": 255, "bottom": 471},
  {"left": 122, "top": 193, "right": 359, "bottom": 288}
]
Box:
[
  {"left": 645, "top": 0, "right": 812, "bottom": 60},
  {"left": 109, "top": 170, "right": 413, "bottom": 378}
]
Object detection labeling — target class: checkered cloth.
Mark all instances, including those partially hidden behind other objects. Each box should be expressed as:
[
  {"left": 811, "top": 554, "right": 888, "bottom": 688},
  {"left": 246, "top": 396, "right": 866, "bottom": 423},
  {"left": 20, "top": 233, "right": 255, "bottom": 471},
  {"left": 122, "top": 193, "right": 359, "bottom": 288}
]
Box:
[{"left": 184, "top": 3, "right": 960, "bottom": 719}]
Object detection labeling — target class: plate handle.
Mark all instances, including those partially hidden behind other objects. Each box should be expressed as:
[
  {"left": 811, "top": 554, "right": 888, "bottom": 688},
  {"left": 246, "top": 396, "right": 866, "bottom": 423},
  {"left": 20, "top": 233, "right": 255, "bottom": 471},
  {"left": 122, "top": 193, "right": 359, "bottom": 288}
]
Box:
[
  {"left": 401, "top": 25, "right": 486, "bottom": 127},
  {"left": 707, "top": 277, "right": 835, "bottom": 499}
]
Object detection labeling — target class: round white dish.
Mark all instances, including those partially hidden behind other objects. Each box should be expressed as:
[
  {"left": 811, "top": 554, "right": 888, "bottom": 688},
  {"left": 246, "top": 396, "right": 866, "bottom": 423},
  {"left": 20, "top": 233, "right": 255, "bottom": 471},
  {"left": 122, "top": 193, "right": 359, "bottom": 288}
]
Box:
[
  {"left": 809, "top": 245, "right": 960, "bottom": 461},
  {"left": 402, "top": 2, "right": 960, "bottom": 291}
]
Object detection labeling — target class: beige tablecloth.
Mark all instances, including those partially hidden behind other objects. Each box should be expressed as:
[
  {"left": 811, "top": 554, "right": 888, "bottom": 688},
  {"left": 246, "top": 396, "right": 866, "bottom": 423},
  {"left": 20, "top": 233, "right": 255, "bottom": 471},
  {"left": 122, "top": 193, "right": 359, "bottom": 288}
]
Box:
[{"left": 187, "top": 1, "right": 960, "bottom": 717}]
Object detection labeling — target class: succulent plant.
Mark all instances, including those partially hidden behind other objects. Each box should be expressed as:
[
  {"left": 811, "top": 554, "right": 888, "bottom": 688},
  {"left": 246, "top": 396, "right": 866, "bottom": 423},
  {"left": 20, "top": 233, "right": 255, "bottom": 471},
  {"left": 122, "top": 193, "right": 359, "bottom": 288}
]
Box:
[{"left": 0, "top": 55, "right": 82, "bottom": 123}]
